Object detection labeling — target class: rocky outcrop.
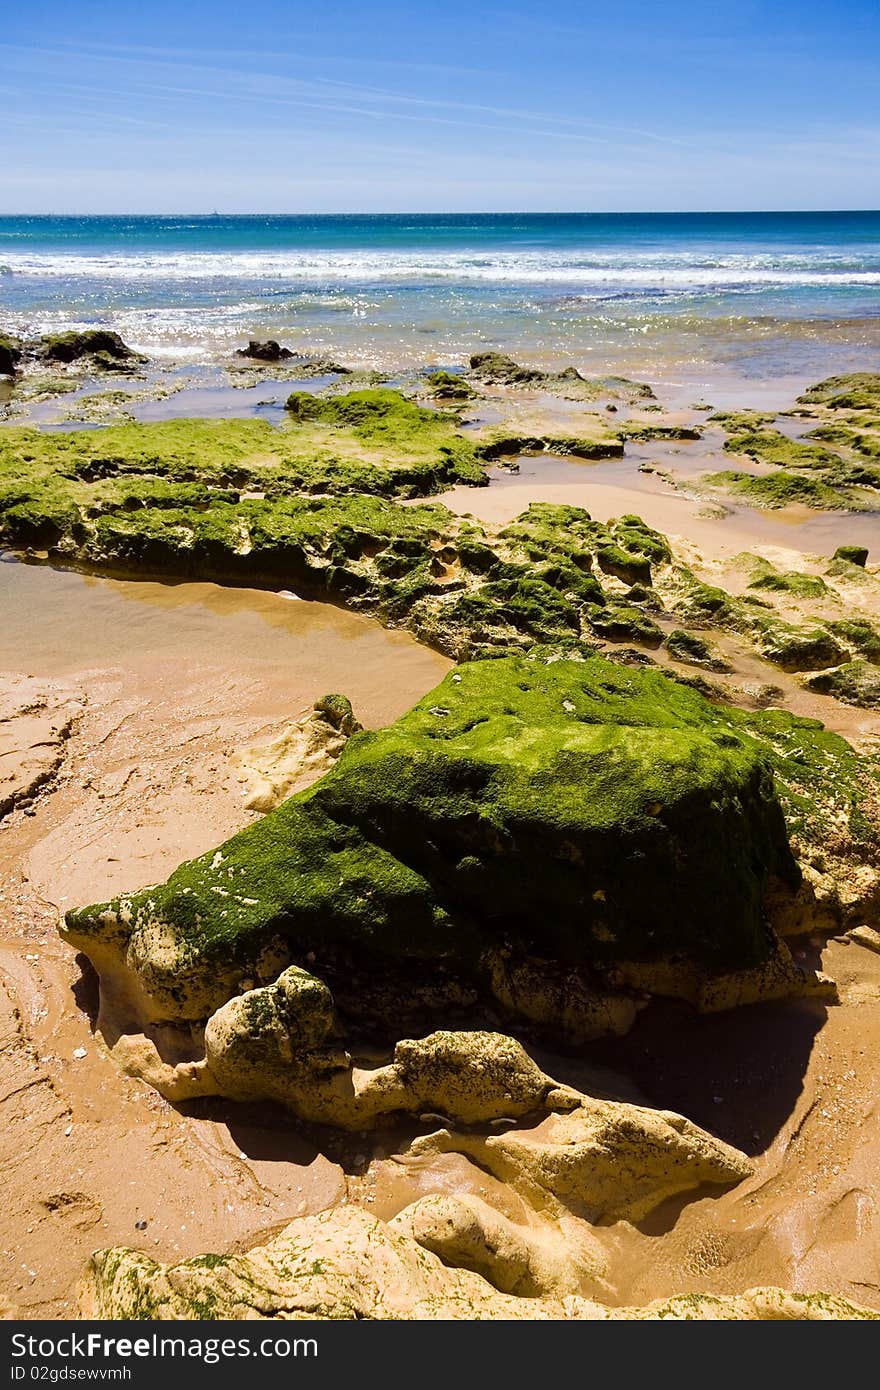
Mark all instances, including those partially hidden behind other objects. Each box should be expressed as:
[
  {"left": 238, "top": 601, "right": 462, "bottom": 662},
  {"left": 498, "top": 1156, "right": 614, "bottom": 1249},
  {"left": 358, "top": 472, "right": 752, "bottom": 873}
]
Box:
[
  {"left": 805, "top": 661, "right": 880, "bottom": 709},
  {"left": 424, "top": 370, "right": 476, "bottom": 401},
  {"left": 235, "top": 339, "right": 293, "bottom": 361},
  {"left": 63, "top": 655, "right": 796, "bottom": 1022},
  {"left": 467, "top": 353, "right": 655, "bottom": 402},
  {"left": 234, "top": 694, "right": 361, "bottom": 812},
  {"left": 389, "top": 1193, "right": 602, "bottom": 1297},
  {"left": 403, "top": 1099, "right": 750, "bottom": 1223},
  {"left": 0, "top": 334, "right": 21, "bottom": 377},
  {"left": 664, "top": 628, "right": 732, "bottom": 672},
  {"left": 77, "top": 1205, "right": 877, "bottom": 1320},
  {"left": 233, "top": 343, "right": 351, "bottom": 374},
  {"left": 38, "top": 330, "right": 143, "bottom": 366},
  {"left": 62, "top": 649, "right": 871, "bottom": 1104},
  {"left": 833, "top": 545, "right": 869, "bottom": 568}
]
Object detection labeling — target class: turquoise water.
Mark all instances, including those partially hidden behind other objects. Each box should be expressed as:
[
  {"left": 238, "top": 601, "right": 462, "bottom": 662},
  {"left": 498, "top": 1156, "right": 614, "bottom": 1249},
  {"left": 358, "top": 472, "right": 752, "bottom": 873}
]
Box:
[{"left": 1, "top": 212, "right": 879, "bottom": 383}]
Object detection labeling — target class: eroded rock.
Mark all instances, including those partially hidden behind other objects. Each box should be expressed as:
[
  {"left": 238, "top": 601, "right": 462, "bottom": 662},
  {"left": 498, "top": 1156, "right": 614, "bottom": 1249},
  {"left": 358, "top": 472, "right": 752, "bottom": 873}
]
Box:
[
  {"left": 77, "top": 1205, "right": 877, "bottom": 1321},
  {"left": 234, "top": 694, "right": 362, "bottom": 812}
]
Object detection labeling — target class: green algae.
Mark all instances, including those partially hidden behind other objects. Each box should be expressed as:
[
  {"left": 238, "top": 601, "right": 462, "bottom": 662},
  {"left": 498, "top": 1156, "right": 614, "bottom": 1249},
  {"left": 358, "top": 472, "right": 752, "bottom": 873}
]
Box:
[
  {"left": 281, "top": 387, "right": 487, "bottom": 492},
  {"left": 708, "top": 410, "right": 778, "bottom": 431},
  {"left": 67, "top": 653, "right": 819, "bottom": 1022},
  {"left": 721, "top": 427, "right": 840, "bottom": 472},
  {"left": 797, "top": 373, "right": 880, "bottom": 410},
  {"left": 664, "top": 629, "right": 732, "bottom": 673},
  {"left": 424, "top": 370, "right": 477, "bottom": 402},
  {"left": 804, "top": 660, "right": 880, "bottom": 709},
  {"left": 705, "top": 469, "right": 855, "bottom": 511},
  {"left": 0, "top": 389, "right": 488, "bottom": 517},
  {"left": 826, "top": 617, "right": 880, "bottom": 662},
  {"left": 807, "top": 423, "right": 880, "bottom": 460},
  {"left": 833, "top": 544, "right": 869, "bottom": 567}
]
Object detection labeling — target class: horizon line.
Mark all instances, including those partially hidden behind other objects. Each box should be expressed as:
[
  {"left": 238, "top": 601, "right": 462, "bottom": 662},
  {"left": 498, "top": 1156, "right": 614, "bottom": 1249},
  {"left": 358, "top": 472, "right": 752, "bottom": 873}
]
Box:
[{"left": 2, "top": 208, "right": 880, "bottom": 218}]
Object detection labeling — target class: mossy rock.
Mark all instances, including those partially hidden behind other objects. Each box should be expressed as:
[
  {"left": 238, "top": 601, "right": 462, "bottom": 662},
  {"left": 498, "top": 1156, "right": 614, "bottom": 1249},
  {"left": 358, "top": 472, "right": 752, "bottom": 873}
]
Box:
[
  {"left": 708, "top": 410, "right": 778, "bottom": 431},
  {"left": 476, "top": 431, "right": 623, "bottom": 462},
  {"left": 467, "top": 353, "right": 654, "bottom": 402},
  {"left": 38, "top": 330, "right": 144, "bottom": 364},
  {"left": 425, "top": 370, "right": 477, "bottom": 401},
  {"left": 65, "top": 653, "right": 816, "bottom": 1031},
  {"left": 597, "top": 545, "right": 652, "bottom": 585},
  {"left": 586, "top": 604, "right": 663, "bottom": 645},
  {"left": 0, "top": 391, "right": 487, "bottom": 535},
  {"left": 752, "top": 619, "right": 847, "bottom": 673},
  {"left": 825, "top": 618, "right": 880, "bottom": 662},
  {"left": 748, "top": 570, "right": 830, "bottom": 599},
  {"left": 721, "top": 427, "right": 840, "bottom": 472},
  {"left": 804, "top": 661, "right": 880, "bottom": 709},
  {"left": 668, "top": 568, "right": 743, "bottom": 628},
  {"left": 797, "top": 373, "right": 880, "bottom": 410},
  {"left": 619, "top": 423, "right": 701, "bottom": 442},
  {"left": 807, "top": 424, "right": 880, "bottom": 461},
  {"left": 832, "top": 544, "right": 869, "bottom": 568},
  {"left": 281, "top": 388, "right": 487, "bottom": 493},
  {"left": 469, "top": 352, "right": 546, "bottom": 386},
  {"left": 705, "top": 469, "right": 854, "bottom": 511},
  {"left": 0, "top": 334, "right": 22, "bottom": 376},
  {"left": 235, "top": 339, "right": 293, "bottom": 361},
  {"left": 664, "top": 629, "right": 732, "bottom": 673}
]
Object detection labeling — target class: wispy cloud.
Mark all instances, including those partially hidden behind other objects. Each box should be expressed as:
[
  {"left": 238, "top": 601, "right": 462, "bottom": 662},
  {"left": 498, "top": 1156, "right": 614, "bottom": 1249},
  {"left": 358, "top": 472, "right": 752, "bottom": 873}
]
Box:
[{"left": 0, "top": 40, "right": 697, "bottom": 150}]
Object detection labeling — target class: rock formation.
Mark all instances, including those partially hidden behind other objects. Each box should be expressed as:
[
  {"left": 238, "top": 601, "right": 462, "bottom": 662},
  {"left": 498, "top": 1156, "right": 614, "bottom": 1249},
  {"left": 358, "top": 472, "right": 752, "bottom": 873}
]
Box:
[{"left": 78, "top": 1205, "right": 877, "bottom": 1321}]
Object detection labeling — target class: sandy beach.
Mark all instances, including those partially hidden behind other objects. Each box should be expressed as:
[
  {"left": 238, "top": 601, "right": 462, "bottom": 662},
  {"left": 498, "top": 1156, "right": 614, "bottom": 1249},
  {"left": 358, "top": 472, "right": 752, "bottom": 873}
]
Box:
[{"left": 1, "top": 321, "right": 879, "bottom": 1319}]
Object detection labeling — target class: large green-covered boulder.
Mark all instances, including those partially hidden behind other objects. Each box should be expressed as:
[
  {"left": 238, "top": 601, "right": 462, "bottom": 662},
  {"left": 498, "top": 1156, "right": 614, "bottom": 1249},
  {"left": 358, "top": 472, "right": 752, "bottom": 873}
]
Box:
[{"left": 65, "top": 655, "right": 809, "bottom": 1034}]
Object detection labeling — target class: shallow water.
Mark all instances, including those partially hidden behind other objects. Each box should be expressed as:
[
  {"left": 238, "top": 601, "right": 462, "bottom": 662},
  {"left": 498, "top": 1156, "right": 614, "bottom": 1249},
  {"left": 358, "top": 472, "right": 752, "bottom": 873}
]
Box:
[
  {"left": 3, "top": 212, "right": 880, "bottom": 391},
  {"left": 439, "top": 454, "right": 880, "bottom": 561},
  {"left": 0, "top": 556, "right": 450, "bottom": 725}
]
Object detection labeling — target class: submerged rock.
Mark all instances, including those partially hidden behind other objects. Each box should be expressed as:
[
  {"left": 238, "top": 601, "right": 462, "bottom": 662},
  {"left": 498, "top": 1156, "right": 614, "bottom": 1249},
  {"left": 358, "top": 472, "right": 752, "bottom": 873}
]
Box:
[{"left": 77, "top": 1205, "right": 877, "bottom": 1321}]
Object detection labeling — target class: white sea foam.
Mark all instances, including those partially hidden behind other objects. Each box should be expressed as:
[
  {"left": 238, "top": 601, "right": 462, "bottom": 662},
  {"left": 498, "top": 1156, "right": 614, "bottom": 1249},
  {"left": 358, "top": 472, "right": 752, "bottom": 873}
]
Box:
[{"left": 3, "top": 248, "right": 879, "bottom": 288}]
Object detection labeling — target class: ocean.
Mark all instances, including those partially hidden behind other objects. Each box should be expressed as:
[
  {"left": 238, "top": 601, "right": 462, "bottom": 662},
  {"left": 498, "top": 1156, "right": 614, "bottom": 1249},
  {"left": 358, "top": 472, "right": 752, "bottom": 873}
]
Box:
[{"left": 1, "top": 211, "right": 879, "bottom": 389}]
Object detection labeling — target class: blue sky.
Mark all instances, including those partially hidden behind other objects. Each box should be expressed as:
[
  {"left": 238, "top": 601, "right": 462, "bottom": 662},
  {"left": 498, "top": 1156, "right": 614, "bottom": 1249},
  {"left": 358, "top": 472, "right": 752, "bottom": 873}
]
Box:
[{"left": 2, "top": 0, "right": 879, "bottom": 212}]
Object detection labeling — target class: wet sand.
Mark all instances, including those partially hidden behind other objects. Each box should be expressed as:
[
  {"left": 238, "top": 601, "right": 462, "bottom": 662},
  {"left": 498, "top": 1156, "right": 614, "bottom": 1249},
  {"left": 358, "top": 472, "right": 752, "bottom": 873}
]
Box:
[{"left": 0, "top": 560, "right": 449, "bottom": 1316}]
